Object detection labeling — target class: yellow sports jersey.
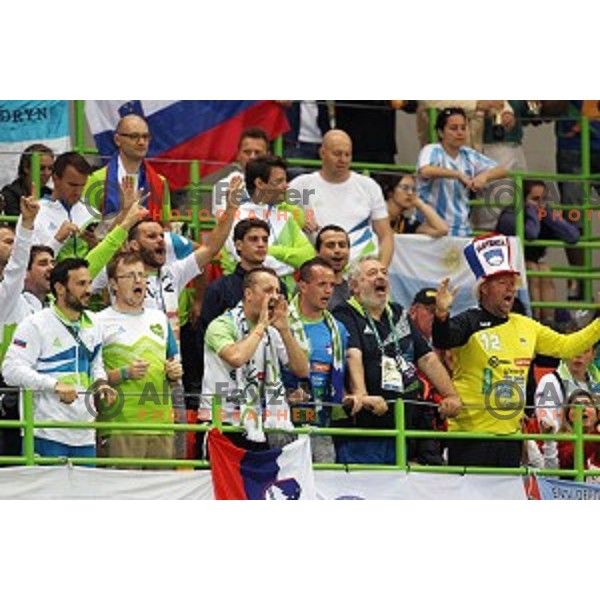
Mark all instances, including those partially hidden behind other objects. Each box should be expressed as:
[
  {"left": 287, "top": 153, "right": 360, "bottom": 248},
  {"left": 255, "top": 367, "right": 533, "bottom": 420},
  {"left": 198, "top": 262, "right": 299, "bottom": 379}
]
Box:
[{"left": 433, "top": 310, "right": 600, "bottom": 434}]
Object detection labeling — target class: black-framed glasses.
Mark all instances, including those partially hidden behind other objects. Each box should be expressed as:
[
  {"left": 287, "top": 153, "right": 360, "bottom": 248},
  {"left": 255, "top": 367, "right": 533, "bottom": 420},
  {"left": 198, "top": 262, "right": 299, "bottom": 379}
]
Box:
[{"left": 117, "top": 132, "right": 152, "bottom": 142}]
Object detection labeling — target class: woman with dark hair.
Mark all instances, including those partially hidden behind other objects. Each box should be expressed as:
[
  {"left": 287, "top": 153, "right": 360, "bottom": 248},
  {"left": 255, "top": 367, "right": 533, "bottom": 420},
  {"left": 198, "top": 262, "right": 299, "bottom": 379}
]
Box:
[
  {"left": 556, "top": 389, "right": 600, "bottom": 472},
  {"left": 417, "top": 107, "right": 507, "bottom": 237},
  {"left": 1, "top": 143, "right": 54, "bottom": 215},
  {"left": 382, "top": 172, "right": 448, "bottom": 237}
]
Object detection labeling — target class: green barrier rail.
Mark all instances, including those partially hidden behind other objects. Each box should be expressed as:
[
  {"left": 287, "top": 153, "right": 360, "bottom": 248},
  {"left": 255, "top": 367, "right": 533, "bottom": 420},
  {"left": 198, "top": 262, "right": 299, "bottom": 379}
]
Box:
[{"left": 0, "top": 390, "right": 596, "bottom": 484}]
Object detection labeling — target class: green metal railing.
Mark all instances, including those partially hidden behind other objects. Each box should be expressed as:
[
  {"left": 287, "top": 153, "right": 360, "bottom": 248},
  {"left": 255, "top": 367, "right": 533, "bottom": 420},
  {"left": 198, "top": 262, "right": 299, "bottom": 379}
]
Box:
[{"left": 0, "top": 391, "right": 596, "bottom": 483}]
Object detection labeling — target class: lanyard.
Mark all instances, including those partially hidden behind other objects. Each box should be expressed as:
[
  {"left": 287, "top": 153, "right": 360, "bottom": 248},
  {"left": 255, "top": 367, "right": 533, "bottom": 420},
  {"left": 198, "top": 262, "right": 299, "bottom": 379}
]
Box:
[
  {"left": 52, "top": 309, "right": 93, "bottom": 373},
  {"left": 364, "top": 306, "right": 402, "bottom": 357}
]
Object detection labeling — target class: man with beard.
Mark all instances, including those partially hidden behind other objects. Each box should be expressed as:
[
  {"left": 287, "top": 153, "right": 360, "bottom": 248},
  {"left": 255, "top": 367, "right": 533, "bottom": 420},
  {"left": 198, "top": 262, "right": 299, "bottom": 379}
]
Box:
[
  {"left": 0, "top": 246, "right": 56, "bottom": 457},
  {"left": 93, "top": 177, "right": 238, "bottom": 345},
  {"left": 316, "top": 225, "right": 351, "bottom": 310},
  {"left": 332, "top": 256, "right": 460, "bottom": 465},
  {"left": 2, "top": 258, "right": 114, "bottom": 459},
  {"left": 433, "top": 234, "right": 600, "bottom": 468},
  {"left": 95, "top": 252, "right": 182, "bottom": 465}
]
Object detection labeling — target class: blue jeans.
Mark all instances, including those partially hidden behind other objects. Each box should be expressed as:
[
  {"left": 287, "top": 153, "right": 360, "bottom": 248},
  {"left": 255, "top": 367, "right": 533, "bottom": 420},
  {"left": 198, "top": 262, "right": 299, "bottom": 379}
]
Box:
[
  {"left": 335, "top": 438, "right": 396, "bottom": 465},
  {"left": 34, "top": 437, "right": 96, "bottom": 465}
]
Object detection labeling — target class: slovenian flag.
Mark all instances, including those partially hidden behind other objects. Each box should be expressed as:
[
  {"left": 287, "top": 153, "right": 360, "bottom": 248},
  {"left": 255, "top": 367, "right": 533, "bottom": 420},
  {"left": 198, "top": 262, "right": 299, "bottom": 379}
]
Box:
[
  {"left": 85, "top": 101, "right": 289, "bottom": 189},
  {"left": 207, "top": 429, "right": 316, "bottom": 500},
  {"left": 0, "top": 100, "right": 70, "bottom": 188}
]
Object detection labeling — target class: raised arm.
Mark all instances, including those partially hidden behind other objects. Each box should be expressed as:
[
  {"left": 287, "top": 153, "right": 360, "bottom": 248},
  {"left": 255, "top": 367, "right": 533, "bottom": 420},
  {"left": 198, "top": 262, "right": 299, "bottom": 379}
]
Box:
[
  {"left": 0, "top": 191, "right": 39, "bottom": 323},
  {"left": 86, "top": 184, "right": 148, "bottom": 278},
  {"left": 193, "top": 176, "right": 240, "bottom": 270},
  {"left": 431, "top": 278, "right": 474, "bottom": 349},
  {"left": 268, "top": 217, "right": 316, "bottom": 269}
]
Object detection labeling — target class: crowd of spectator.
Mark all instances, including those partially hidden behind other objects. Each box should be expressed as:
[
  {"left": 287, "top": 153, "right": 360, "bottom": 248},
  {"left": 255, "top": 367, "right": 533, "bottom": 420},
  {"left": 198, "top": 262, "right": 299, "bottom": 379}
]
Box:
[{"left": 0, "top": 100, "right": 599, "bottom": 480}]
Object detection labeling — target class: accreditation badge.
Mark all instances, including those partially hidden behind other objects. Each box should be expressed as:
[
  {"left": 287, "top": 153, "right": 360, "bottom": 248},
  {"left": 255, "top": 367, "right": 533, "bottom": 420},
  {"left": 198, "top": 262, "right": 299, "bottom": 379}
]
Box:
[{"left": 381, "top": 355, "right": 404, "bottom": 393}]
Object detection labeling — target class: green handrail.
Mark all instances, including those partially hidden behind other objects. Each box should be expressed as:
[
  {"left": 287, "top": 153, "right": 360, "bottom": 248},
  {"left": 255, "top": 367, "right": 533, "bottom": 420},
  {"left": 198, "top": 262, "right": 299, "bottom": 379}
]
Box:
[
  {"left": 580, "top": 116, "right": 593, "bottom": 302},
  {"left": 395, "top": 400, "right": 407, "bottom": 469},
  {"left": 22, "top": 389, "right": 35, "bottom": 466},
  {"left": 74, "top": 100, "right": 86, "bottom": 154},
  {"left": 1, "top": 390, "right": 596, "bottom": 484}
]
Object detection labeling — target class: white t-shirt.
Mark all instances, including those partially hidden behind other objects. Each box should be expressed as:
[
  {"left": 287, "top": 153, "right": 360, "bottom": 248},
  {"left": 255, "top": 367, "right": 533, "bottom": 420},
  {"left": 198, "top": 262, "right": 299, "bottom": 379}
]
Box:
[{"left": 289, "top": 171, "right": 388, "bottom": 262}]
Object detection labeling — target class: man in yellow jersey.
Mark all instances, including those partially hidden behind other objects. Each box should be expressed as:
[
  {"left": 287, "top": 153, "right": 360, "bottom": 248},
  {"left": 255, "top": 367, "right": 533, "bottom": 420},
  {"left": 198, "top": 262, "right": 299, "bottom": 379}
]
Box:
[{"left": 432, "top": 234, "right": 600, "bottom": 468}]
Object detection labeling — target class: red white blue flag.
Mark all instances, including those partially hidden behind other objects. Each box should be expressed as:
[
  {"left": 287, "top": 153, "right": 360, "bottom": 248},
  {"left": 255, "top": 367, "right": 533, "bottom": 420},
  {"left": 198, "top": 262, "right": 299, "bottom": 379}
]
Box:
[
  {"left": 85, "top": 100, "right": 289, "bottom": 189},
  {"left": 207, "top": 429, "right": 316, "bottom": 500}
]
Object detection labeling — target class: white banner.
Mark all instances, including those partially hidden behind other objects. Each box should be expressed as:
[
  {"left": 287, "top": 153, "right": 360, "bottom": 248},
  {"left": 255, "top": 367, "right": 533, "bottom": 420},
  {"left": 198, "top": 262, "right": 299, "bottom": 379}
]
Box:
[
  {"left": 0, "top": 467, "right": 526, "bottom": 500},
  {"left": 0, "top": 466, "right": 214, "bottom": 500},
  {"left": 315, "top": 471, "right": 527, "bottom": 500}
]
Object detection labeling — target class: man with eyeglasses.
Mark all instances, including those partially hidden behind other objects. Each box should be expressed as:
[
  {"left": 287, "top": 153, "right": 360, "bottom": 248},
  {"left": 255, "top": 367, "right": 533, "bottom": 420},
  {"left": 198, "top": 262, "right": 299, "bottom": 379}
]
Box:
[
  {"left": 95, "top": 251, "right": 182, "bottom": 466},
  {"left": 83, "top": 114, "right": 167, "bottom": 221}
]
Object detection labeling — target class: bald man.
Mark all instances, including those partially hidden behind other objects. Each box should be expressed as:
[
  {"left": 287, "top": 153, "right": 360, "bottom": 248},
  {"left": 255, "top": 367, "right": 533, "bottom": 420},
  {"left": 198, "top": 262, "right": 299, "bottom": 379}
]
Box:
[
  {"left": 83, "top": 113, "right": 168, "bottom": 220},
  {"left": 289, "top": 129, "right": 393, "bottom": 266}
]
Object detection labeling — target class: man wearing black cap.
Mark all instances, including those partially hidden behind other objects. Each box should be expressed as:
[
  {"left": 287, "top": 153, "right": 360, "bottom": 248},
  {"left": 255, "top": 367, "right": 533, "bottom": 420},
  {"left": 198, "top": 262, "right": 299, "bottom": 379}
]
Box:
[
  {"left": 408, "top": 287, "right": 446, "bottom": 464},
  {"left": 410, "top": 288, "right": 438, "bottom": 344}
]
